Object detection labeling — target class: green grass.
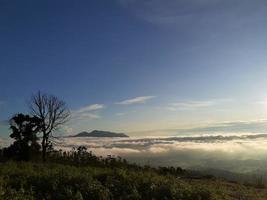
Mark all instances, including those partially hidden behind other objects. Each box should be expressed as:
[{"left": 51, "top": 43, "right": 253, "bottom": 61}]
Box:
[{"left": 0, "top": 162, "right": 266, "bottom": 200}]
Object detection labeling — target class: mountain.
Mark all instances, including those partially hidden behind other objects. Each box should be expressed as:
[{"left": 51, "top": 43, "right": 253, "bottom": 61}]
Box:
[{"left": 71, "top": 130, "right": 129, "bottom": 138}]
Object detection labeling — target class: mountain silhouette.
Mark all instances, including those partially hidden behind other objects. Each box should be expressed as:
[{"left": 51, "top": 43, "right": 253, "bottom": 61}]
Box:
[{"left": 71, "top": 130, "right": 129, "bottom": 138}]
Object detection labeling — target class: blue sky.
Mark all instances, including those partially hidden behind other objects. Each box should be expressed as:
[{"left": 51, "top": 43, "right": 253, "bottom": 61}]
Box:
[{"left": 1, "top": 0, "right": 267, "bottom": 136}]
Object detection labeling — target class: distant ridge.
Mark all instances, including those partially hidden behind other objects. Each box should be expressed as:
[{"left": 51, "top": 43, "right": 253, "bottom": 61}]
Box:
[{"left": 70, "top": 130, "right": 129, "bottom": 138}]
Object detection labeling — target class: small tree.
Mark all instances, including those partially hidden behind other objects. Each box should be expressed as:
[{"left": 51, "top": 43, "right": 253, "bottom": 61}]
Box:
[
  {"left": 8, "top": 113, "right": 41, "bottom": 160},
  {"left": 29, "top": 91, "right": 70, "bottom": 162}
]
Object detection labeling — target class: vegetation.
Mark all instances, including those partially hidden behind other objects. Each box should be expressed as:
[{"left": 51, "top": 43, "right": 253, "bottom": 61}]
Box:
[
  {"left": 6, "top": 113, "right": 41, "bottom": 161},
  {"left": 0, "top": 92, "right": 267, "bottom": 199},
  {"left": 0, "top": 145, "right": 266, "bottom": 200},
  {"left": 29, "top": 91, "right": 70, "bottom": 162}
]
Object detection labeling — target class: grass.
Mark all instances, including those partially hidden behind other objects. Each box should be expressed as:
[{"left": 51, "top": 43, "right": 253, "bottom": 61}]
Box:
[{"left": 0, "top": 161, "right": 266, "bottom": 200}]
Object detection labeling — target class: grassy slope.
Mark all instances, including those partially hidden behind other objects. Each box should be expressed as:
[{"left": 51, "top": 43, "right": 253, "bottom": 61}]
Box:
[
  {"left": 0, "top": 162, "right": 266, "bottom": 200},
  {"left": 189, "top": 179, "right": 267, "bottom": 200}
]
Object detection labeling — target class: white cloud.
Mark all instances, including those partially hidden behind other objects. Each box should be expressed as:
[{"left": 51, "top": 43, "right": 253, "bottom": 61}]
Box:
[
  {"left": 73, "top": 113, "right": 100, "bottom": 120},
  {"left": 71, "top": 104, "right": 104, "bottom": 121},
  {"left": 167, "top": 99, "right": 232, "bottom": 111},
  {"left": 168, "top": 100, "right": 215, "bottom": 111},
  {"left": 116, "top": 96, "right": 155, "bottom": 105},
  {"left": 53, "top": 134, "right": 267, "bottom": 172},
  {"left": 77, "top": 104, "right": 104, "bottom": 113}
]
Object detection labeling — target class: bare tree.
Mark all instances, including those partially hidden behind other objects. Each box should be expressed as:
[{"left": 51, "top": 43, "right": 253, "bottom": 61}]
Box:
[{"left": 29, "top": 91, "right": 70, "bottom": 162}]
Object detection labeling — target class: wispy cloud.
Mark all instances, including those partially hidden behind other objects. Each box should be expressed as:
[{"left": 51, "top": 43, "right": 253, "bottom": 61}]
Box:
[
  {"left": 167, "top": 101, "right": 215, "bottom": 111},
  {"left": 117, "top": 0, "right": 213, "bottom": 25},
  {"left": 167, "top": 99, "right": 232, "bottom": 111},
  {"left": 116, "top": 96, "right": 155, "bottom": 105},
  {"left": 175, "top": 119, "right": 267, "bottom": 134},
  {"left": 117, "top": 0, "right": 264, "bottom": 26},
  {"left": 71, "top": 104, "right": 104, "bottom": 121},
  {"left": 78, "top": 113, "right": 100, "bottom": 120},
  {"left": 77, "top": 104, "right": 104, "bottom": 113},
  {"left": 72, "top": 113, "right": 101, "bottom": 121}
]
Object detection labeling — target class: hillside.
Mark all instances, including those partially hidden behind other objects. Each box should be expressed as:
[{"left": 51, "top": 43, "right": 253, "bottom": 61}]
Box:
[
  {"left": 0, "top": 161, "right": 267, "bottom": 200},
  {"left": 71, "top": 130, "right": 129, "bottom": 138}
]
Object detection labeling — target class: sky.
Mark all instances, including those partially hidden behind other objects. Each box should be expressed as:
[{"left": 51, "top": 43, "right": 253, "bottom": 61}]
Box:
[{"left": 1, "top": 0, "right": 267, "bottom": 136}]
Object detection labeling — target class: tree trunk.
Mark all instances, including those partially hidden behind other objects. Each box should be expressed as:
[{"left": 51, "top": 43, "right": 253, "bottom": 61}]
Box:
[
  {"left": 42, "top": 145, "right": 46, "bottom": 162},
  {"left": 41, "top": 135, "right": 47, "bottom": 162}
]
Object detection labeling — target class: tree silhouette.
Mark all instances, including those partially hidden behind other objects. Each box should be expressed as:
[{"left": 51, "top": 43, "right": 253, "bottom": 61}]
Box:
[
  {"left": 7, "top": 113, "right": 41, "bottom": 160},
  {"left": 29, "top": 91, "right": 70, "bottom": 162}
]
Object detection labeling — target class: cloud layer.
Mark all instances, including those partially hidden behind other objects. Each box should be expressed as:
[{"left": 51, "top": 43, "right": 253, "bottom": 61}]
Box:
[{"left": 54, "top": 133, "right": 267, "bottom": 173}]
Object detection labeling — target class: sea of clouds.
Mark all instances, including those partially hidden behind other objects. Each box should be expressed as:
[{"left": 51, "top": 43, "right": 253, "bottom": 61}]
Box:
[
  {"left": 1, "top": 132, "right": 267, "bottom": 174},
  {"left": 52, "top": 133, "right": 267, "bottom": 174}
]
